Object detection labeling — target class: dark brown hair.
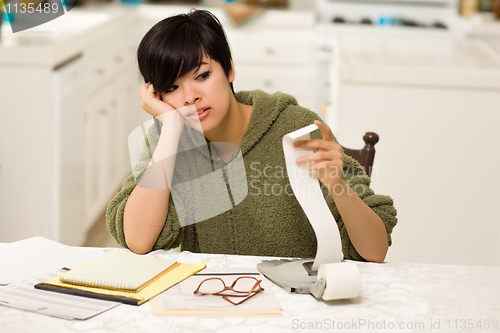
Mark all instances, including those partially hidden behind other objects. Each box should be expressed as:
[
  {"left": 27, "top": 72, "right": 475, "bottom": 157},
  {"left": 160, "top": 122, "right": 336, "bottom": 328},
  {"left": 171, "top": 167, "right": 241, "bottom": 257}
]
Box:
[{"left": 137, "top": 9, "right": 234, "bottom": 94}]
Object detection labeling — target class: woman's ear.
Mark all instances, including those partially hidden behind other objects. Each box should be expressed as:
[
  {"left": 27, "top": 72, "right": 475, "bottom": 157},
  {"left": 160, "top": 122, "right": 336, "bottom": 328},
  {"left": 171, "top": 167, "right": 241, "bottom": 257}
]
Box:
[{"left": 228, "top": 60, "right": 235, "bottom": 84}]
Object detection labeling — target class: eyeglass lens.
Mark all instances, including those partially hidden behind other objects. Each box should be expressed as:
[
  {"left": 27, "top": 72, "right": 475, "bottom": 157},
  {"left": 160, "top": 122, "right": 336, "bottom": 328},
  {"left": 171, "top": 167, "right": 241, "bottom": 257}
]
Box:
[
  {"left": 198, "top": 278, "right": 226, "bottom": 294},
  {"left": 197, "top": 277, "right": 261, "bottom": 295},
  {"left": 231, "top": 277, "right": 260, "bottom": 293}
]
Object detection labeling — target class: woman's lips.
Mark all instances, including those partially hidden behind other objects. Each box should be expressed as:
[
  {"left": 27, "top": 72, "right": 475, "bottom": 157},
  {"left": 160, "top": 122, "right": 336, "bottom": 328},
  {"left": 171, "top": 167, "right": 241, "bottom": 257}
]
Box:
[{"left": 189, "top": 108, "right": 210, "bottom": 120}]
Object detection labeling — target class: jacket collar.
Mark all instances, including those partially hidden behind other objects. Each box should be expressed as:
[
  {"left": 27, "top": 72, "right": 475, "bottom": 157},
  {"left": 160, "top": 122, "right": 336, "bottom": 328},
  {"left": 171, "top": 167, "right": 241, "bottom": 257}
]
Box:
[
  {"left": 236, "top": 89, "right": 297, "bottom": 155},
  {"left": 182, "top": 89, "right": 297, "bottom": 157}
]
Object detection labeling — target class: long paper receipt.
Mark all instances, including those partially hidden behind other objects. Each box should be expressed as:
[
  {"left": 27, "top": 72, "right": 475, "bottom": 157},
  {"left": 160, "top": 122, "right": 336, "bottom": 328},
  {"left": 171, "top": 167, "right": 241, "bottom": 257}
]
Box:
[{"left": 282, "top": 124, "right": 343, "bottom": 271}]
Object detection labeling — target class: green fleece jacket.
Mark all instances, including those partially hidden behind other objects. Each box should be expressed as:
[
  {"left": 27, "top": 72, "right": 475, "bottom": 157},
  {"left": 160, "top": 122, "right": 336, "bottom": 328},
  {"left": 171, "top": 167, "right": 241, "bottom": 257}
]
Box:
[{"left": 106, "top": 90, "right": 397, "bottom": 261}]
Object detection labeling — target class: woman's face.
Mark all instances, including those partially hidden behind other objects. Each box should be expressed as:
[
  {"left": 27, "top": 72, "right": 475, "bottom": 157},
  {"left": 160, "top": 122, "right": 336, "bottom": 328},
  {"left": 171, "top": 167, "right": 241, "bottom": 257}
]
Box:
[{"left": 160, "top": 55, "right": 235, "bottom": 135}]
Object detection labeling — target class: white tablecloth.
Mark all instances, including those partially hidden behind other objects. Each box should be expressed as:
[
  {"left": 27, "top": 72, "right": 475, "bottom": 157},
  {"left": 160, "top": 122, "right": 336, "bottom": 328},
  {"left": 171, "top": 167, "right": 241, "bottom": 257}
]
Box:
[{"left": 1, "top": 245, "right": 499, "bottom": 333}]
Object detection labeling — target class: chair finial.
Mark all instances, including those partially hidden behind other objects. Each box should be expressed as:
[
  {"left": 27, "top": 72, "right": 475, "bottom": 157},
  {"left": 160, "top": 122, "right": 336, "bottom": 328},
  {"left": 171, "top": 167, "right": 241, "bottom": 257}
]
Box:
[{"left": 363, "top": 132, "right": 379, "bottom": 146}]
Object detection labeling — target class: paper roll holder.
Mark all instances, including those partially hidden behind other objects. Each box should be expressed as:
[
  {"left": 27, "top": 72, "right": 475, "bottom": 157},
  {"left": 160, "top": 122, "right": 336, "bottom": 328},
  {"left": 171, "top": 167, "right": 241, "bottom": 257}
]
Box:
[{"left": 257, "top": 259, "right": 360, "bottom": 301}]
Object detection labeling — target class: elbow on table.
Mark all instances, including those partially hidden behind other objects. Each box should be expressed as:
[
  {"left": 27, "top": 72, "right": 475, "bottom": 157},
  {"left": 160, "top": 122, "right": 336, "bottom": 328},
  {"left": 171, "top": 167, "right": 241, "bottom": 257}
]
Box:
[
  {"left": 360, "top": 247, "right": 388, "bottom": 264},
  {"left": 364, "top": 255, "right": 386, "bottom": 264},
  {"left": 125, "top": 238, "right": 154, "bottom": 255}
]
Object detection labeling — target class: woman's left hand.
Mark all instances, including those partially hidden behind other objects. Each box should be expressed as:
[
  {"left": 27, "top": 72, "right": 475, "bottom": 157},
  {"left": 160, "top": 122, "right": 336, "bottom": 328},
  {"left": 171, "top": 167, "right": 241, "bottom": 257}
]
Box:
[{"left": 293, "top": 120, "right": 344, "bottom": 190}]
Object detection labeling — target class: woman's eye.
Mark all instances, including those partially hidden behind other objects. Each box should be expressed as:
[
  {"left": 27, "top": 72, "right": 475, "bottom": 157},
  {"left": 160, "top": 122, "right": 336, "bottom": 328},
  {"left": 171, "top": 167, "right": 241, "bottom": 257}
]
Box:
[
  {"left": 197, "top": 71, "right": 210, "bottom": 80},
  {"left": 166, "top": 85, "right": 178, "bottom": 93}
]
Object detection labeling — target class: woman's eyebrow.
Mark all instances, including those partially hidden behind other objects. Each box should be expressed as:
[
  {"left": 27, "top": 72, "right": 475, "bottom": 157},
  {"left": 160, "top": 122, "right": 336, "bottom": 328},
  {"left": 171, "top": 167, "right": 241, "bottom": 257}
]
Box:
[{"left": 192, "top": 62, "right": 209, "bottom": 74}]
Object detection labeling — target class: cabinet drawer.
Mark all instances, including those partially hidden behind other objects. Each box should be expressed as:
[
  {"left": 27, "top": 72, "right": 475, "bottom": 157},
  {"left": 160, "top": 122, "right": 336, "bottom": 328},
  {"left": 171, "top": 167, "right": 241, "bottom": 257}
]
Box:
[
  {"left": 57, "top": 57, "right": 87, "bottom": 98},
  {"left": 108, "top": 36, "right": 137, "bottom": 77},
  {"left": 229, "top": 30, "right": 313, "bottom": 66},
  {"left": 85, "top": 50, "right": 113, "bottom": 96},
  {"left": 85, "top": 35, "right": 137, "bottom": 96},
  {"left": 234, "top": 65, "right": 313, "bottom": 99}
]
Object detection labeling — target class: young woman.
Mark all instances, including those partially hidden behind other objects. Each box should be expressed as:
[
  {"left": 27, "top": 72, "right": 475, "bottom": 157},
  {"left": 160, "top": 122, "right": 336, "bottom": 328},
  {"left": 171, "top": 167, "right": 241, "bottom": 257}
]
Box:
[{"left": 106, "top": 9, "right": 397, "bottom": 263}]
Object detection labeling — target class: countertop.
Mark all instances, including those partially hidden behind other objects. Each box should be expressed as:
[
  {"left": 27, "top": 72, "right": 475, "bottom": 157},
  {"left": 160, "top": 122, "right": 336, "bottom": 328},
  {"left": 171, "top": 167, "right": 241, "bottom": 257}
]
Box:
[
  {"left": 468, "top": 13, "right": 500, "bottom": 59},
  {"left": 1, "top": 3, "right": 498, "bottom": 71},
  {"left": 0, "top": 3, "right": 315, "bottom": 67},
  {"left": 0, "top": 4, "right": 139, "bottom": 67},
  {"left": 315, "top": 12, "right": 500, "bottom": 89}
]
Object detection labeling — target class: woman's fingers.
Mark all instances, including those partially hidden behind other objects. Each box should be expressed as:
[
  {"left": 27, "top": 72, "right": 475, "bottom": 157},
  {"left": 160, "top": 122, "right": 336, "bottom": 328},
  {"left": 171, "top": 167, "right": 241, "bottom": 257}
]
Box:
[
  {"left": 306, "top": 160, "right": 343, "bottom": 172},
  {"left": 296, "top": 150, "right": 342, "bottom": 164},
  {"left": 148, "top": 84, "right": 159, "bottom": 98},
  {"left": 139, "top": 83, "right": 176, "bottom": 118},
  {"left": 294, "top": 120, "right": 343, "bottom": 170},
  {"left": 140, "top": 83, "right": 154, "bottom": 101},
  {"left": 314, "top": 120, "right": 335, "bottom": 142},
  {"left": 294, "top": 139, "right": 335, "bottom": 151},
  {"left": 139, "top": 83, "right": 157, "bottom": 99},
  {"left": 292, "top": 121, "right": 344, "bottom": 186}
]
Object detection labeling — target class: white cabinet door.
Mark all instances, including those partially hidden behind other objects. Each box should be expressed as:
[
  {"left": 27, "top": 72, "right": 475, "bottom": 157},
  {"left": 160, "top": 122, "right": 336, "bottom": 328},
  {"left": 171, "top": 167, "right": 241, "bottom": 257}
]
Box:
[
  {"left": 227, "top": 20, "right": 315, "bottom": 112},
  {"left": 84, "top": 70, "right": 139, "bottom": 229},
  {"left": 234, "top": 64, "right": 314, "bottom": 110},
  {"left": 0, "top": 14, "right": 144, "bottom": 245},
  {"left": 119, "top": 69, "right": 145, "bottom": 182},
  {"left": 84, "top": 89, "right": 107, "bottom": 228},
  {"left": 0, "top": 67, "right": 52, "bottom": 242},
  {"left": 85, "top": 84, "right": 116, "bottom": 228},
  {"left": 105, "top": 75, "right": 134, "bottom": 198},
  {"left": 84, "top": 84, "right": 119, "bottom": 228},
  {"left": 54, "top": 57, "right": 87, "bottom": 246},
  {"left": 229, "top": 30, "right": 313, "bottom": 66}
]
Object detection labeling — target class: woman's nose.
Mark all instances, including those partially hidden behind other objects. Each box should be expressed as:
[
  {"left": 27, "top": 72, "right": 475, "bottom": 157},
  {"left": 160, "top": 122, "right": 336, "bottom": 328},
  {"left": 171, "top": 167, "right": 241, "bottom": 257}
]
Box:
[{"left": 183, "top": 86, "right": 201, "bottom": 106}]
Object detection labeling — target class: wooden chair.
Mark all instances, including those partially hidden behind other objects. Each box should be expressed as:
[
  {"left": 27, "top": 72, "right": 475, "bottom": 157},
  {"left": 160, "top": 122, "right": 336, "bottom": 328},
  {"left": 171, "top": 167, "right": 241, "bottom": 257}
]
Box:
[{"left": 342, "top": 132, "right": 379, "bottom": 177}]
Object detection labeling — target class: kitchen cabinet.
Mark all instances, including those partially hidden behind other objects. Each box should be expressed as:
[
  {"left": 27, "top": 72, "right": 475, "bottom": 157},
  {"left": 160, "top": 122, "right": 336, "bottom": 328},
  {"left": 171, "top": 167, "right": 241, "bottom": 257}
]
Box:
[
  {"left": 84, "top": 80, "right": 124, "bottom": 229},
  {"left": 54, "top": 57, "right": 86, "bottom": 247},
  {"left": 329, "top": 36, "right": 500, "bottom": 267},
  {"left": 0, "top": 66, "right": 54, "bottom": 242},
  {"left": 84, "top": 69, "right": 142, "bottom": 230},
  {"left": 227, "top": 10, "right": 315, "bottom": 111},
  {"left": 0, "top": 8, "right": 143, "bottom": 245},
  {"left": 79, "top": 21, "right": 143, "bottom": 243}
]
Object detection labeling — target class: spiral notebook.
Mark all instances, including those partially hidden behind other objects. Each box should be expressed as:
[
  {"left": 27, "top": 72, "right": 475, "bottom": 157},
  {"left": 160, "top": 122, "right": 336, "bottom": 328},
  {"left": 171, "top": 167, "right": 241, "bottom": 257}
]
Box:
[{"left": 59, "top": 251, "right": 176, "bottom": 292}]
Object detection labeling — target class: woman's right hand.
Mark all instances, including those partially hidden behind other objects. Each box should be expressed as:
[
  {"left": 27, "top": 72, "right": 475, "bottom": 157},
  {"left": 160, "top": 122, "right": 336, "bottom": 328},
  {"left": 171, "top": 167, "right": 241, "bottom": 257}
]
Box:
[
  {"left": 139, "top": 83, "right": 185, "bottom": 135},
  {"left": 139, "top": 83, "right": 175, "bottom": 118}
]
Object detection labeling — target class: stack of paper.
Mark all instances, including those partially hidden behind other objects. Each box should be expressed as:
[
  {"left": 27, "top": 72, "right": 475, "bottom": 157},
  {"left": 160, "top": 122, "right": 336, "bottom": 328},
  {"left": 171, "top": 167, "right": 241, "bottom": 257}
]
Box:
[
  {"left": 0, "top": 237, "right": 100, "bottom": 286},
  {"left": 150, "top": 268, "right": 282, "bottom": 317},
  {"left": 0, "top": 269, "right": 119, "bottom": 320},
  {"left": 36, "top": 251, "right": 206, "bottom": 306}
]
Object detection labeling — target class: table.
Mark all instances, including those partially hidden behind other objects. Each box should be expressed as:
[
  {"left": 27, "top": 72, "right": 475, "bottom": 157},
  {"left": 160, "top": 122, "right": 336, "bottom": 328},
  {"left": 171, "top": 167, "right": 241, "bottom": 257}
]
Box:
[{"left": 0, "top": 242, "right": 499, "bottom": 333}]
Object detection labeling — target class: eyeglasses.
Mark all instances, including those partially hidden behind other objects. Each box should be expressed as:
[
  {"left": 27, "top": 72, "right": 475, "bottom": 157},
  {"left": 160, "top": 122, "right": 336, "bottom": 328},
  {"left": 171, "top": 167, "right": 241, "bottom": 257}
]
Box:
[{"left": 193, "top": 276, "right": 264, "bottom": 305}]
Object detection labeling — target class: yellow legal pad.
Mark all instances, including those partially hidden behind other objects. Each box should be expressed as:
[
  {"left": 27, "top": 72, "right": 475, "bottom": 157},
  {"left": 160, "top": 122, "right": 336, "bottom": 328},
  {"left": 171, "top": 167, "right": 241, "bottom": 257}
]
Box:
[{"left": 35, "top": 256, "right": 206, "bottom": 306}]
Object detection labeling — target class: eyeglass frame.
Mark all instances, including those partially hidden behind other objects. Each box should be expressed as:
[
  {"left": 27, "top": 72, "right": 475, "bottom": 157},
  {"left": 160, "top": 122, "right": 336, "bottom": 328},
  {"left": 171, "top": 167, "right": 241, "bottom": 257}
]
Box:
[{"left": 193, "top": 276, "right": 264, "bottom": 306}]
